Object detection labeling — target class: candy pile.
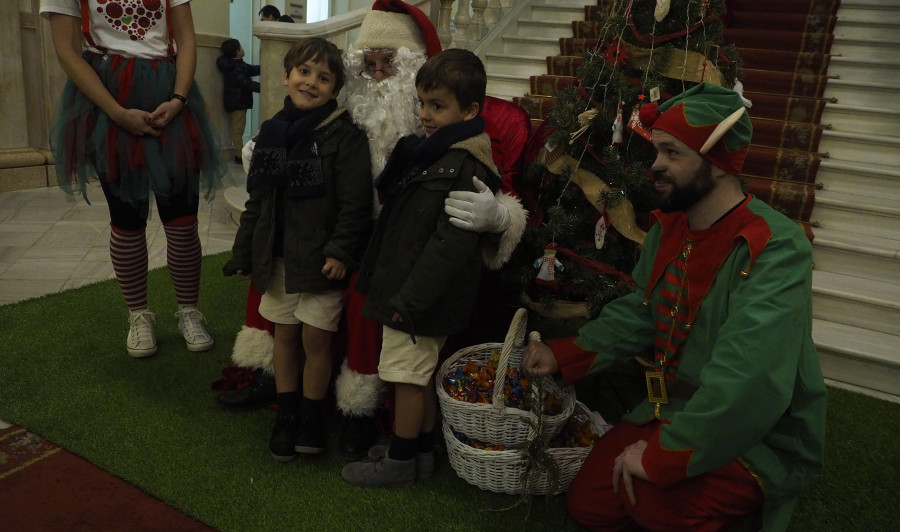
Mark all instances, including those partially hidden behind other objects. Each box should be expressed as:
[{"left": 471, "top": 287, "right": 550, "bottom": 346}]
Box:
[
  {"left": 548, "top": 413, "right": 598, "bottom": 448},
  {"left": 442, "top": 351, "right": 562, "bottom": 415}
]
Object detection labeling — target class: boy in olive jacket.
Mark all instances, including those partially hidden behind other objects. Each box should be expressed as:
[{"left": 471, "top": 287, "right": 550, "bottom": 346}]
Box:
[
  {"left": 223, "top": 38, "right": 372, "bottom": 462},
  {"left": 342, "top": 49, "right": 501, "bottom": 487}
]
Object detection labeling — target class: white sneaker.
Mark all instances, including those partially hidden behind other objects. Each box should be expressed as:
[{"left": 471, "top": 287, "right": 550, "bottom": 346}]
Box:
[
  {"left": 175, "top": 306, "right": 214, "bottom": 352},
  {"left": 127, "top": 309, "right": 158, "bottom": 358}
]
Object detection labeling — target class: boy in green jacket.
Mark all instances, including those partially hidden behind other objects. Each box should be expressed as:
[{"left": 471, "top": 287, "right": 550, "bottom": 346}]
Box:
[
  {"left": 341, "top": 49, "right": 502, "bottom": 487},
  {"left": 223, "top": 37, "right": 373, "bottom": 462}
]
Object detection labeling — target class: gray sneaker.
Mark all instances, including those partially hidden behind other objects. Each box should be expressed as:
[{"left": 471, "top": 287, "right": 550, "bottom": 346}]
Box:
[
  {"left": 175, "top": 306, "right": 214, "bottom": 351},
  {"left": 127, "top": 309, "right": 157, "bottom": 358},
  {"left": 341, "top": 454, "right": 416, "bottom": 487},
  {"left": 365, "top": 444, "right": 435, "bottom": 479}
]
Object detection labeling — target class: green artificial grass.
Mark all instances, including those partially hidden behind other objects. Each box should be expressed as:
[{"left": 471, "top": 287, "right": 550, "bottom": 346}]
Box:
[{"left": 0, "top": 252, "right": 898, "bottom": 531}]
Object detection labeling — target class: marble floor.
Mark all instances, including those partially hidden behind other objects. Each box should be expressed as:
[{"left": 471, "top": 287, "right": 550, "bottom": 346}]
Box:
[{"left": 0, "top": 164, "right": 244, "bottom": 306}]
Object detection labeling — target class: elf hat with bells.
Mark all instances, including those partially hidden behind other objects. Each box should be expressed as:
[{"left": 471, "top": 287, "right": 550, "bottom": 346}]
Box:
[
  {"left": 639, "top": 82, "right": 753, "bottom": 176},
  {"left": 356, "top": 0, "right": 442, "bottom": 57}
]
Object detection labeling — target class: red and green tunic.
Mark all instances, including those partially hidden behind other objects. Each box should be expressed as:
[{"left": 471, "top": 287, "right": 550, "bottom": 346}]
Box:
[{"left": 549, "top": 195, "right": 826, "bottom": 530}]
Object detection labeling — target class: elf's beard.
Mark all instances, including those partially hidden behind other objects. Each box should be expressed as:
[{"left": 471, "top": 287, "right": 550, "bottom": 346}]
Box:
[{"left": 344, "top": 47, "right": 426, "bottom": 177}]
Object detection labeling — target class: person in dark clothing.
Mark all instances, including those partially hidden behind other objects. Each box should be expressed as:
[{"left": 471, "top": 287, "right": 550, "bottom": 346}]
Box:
[
  {"left": 217, "top": 38, "right": 260, "bottom": 164},
  {"left": 258, "top": 5, "right": 280, "bottom": 21},
  {"left": 340, "top": 48, "right": 502, "bottom": 487}
]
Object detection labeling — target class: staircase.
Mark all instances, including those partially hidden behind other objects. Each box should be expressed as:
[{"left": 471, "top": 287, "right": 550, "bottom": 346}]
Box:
[
  {"left": 480, "top": 0, "right": 900, "bottom": 399},
  {"left": 481, "top": 0, "right": 591, "bottom": 101},
  {"left": 811, "top": 0, "right": 900, "bottom": 398}
]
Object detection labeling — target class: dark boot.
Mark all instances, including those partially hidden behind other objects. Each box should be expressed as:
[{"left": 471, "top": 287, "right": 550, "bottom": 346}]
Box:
[
  {"left": 216, "top": 368, "right": 276, "bottom": 410},
  {"left": 294, "top": 399, "right": 326, "bottom": 455},
  {"left": 269, "top": 412, "right": 297, "bottom": 462},
  {"left": 339, "top": 415, "right": 377, "bottom": 461}
]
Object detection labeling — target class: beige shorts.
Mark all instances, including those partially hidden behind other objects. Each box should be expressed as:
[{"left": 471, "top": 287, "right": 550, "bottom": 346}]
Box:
[
  {"left": 378, "top": 326, "right": 447, "bottom": 386},
  {"left": 258, "top": 259, "right": 344, "bottom": 331}
]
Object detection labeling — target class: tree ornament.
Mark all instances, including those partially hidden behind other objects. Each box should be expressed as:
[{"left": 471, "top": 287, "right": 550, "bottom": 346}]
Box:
[
  {"left": 534, "top": 243, "right": 564, "bottom": 285},
  {"left": 654, "top": 0, "right": 671, "bottom": 22},
  {"left": 570, "top": 108, "right": 598, "bottom": 145},
  {"left": 540, "top": 148, "right": 647, "bottom": 245},
  {"left": 594, "top": 216, "right": 608, "bottom": 250},
  {"left": 628, "top": 97, "right": 653, "bottom": 141},
  {"left": 611, "top": 101, "right": 624, "bottom": 146}
]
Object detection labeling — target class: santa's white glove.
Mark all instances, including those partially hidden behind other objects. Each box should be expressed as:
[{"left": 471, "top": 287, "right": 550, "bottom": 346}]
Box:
[
  {"left": 241, "top": 139, "right": 255, "bottom": 175},
  {"left": 444, "top": 176, "right": 510, "bottom": 234}
]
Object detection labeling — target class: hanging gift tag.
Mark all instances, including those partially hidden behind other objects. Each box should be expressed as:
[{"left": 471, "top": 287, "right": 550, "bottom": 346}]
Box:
[
  {"left": 645, "top": 371, "right": 669, "bottom": 404},
  {"left": 650, "top": 86, "right": 661, "bottom": 102}
]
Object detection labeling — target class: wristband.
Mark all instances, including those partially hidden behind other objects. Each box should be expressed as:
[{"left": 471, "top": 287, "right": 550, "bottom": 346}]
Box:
[{"left": 169, "top": 93, "right": 188, "bottom": 106}]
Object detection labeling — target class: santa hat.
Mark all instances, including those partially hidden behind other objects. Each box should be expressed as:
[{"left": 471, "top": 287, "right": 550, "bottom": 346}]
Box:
[
  {"left": 356, "top": 0, "right": 442, "bottom": 58},
  {"left": 639, "top": 82, "right": 752, "bottom": 175}
]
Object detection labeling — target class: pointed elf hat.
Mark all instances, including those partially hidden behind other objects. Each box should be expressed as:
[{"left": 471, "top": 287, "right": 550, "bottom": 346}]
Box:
[
  {"left": 356, "top": 0, "right": 442, "bottom": 58},
  {"left": 639, "top": 82, "right": 752, "bottom": 175}
]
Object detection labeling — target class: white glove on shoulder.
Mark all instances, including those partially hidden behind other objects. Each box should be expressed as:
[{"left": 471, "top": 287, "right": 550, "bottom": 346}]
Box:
[
  {"left": 444, "top": 176, "right": 511, "bottom": 234},
  {"left": 241, "top": 139, "right": 255, "bottom": 175}
]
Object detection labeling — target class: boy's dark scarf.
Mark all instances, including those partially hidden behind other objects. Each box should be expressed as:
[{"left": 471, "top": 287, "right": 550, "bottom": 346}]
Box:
[
  {"left": 247, "top": 97, "right": 337, "bottom": 198},
  {"left": 376, "top": 116, "right": 485, "bottom": 195}
]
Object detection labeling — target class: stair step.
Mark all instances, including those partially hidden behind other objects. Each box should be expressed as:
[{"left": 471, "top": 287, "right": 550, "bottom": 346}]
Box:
[
  {"left": 833, "top": 20, "right": 900, "bottom": 41},
  {"left": 484, "top": 52, "right": 545, "bottom": 77},
  {"left": 500, "top": 35, "right": 562, "bottom": 57},
  {"left": 529, "top": 4, "right": 587, "bottom": 23},
  {"left": 812, "top": 227, "right": 900, "bottom": 285},
  {"left": 818, "top": 129, "right": 900, "bottom": 166},
  {"left": 817, "top": 159, "right": 900, "bottom": 203},
  {"left": 812, "top": 270, "right": 900, "bottom": 336},
  {"left": 828, "top": 56, "right": 900, "bottom": 85},
  {"left": 831, "top": 36, "right": 899, "bottom": 60},
  {"left": 837, "top": 4, "right": 900, "bottom": 24},
  {"left": 514, "top": 19, "right": 572, "bottom": 37},
  {"left": 812, "top": 190, "right": 900, "bottom": 243},
  {"left": 813, "top": 319, "right": 900, "bottom": 396},
  {"left": 820, "top": 103, "right": 900, "bottom": 137},
  {"left": 824, "top": 79, "right": 900, "bottom": 110},
  {"left": 486, "top": 73, "right": 530, "bottom": 101}
]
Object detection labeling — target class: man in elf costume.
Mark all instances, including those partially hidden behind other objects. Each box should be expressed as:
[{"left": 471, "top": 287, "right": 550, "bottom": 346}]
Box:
[
  {"left": 219, "top": 0, "right": 529, "bottom": 460},
  {"left": 523, "top": 82, "right": 826, "bottom": 531}
]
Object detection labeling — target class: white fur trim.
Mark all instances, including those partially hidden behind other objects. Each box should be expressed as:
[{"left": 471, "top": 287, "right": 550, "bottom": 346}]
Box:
[
  {"left": 482, "top": 192, "right": 528, "bottom": 270},
  {"left": 356, "top": 11, "right": 426, "bottom": 54},
  {"left": 231, "top": 325, "right": 274, "bottom": 374},
  {"left": 334, "top": 361, "right": 385, "bottom": 417}
]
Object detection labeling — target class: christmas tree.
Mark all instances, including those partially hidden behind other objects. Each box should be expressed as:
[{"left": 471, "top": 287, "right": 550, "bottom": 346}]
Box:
[{"left": 503, "top": 0, "right": 743, "bottom": 336}]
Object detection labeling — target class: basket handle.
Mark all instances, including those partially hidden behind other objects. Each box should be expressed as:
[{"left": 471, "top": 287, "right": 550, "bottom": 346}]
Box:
[{"left": 492, "top": 308, "right": 528, "bottom": 409}]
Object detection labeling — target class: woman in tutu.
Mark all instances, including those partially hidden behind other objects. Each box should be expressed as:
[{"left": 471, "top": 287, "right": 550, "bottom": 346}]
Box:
[{"left": 41, "top": 0, "right": 225, "bottom": 357}]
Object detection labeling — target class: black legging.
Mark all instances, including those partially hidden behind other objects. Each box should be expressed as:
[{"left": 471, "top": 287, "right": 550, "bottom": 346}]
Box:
[{"left": 101, "top": 178, "right": 199, "bottom": 230}]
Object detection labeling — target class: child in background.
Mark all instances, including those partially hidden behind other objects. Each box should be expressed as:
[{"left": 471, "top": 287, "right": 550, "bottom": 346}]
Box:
[
  {"left": 341, "top": 48, "right": 502, "bottom": 487},
  {"left": 217, "top": 38, "right": 260, "bottom": 164},
  {"left": 41, "top": 0, "right": 224, "bottom": 358},
  {"left": 223, "top": 37, "right": 373, "bottom": 462}
]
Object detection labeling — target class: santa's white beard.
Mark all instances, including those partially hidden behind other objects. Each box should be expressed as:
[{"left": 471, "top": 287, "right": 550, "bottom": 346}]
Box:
[{"left": 343, "top": 47, "right": 425, "bottom": 180}]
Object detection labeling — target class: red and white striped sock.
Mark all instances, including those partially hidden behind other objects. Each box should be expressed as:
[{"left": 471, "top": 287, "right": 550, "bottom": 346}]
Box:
[
  {"left": 109, "top": 224, "right": 148, "bottom": 311},
  {"left": 163, "top": 215, "right": 202, "bottom": 307}
]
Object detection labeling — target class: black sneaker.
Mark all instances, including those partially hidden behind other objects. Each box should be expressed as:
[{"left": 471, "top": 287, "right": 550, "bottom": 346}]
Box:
[
  {"left": 338, "top": 415, "right": 377, "bottom": 460},
  {"left": 216, "top": 369, "right": 277, "bottom": 410},
  {"left": 294, "top": 413, "right": 325, "bottom": 454},
  {"left": 269, "top": 413, "right": 298, "bottom": 462}
]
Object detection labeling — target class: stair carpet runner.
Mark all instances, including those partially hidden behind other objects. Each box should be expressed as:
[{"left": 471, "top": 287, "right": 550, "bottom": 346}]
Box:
[{"left": 512, "top": 0, "right": 842, "bottom": 238}]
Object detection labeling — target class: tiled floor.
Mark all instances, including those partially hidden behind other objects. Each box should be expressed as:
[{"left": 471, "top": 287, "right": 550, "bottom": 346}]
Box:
[{"left": 0, "top": 164, "right": 244, "bottom": 306}]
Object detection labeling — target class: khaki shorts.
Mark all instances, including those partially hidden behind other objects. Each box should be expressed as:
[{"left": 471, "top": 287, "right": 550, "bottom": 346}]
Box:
[
  {"left": 378, "top": 326, "right": 447, "bottom": 386},
  {"left": 258, "top": 259, "right": 344, "bottom": 331}
]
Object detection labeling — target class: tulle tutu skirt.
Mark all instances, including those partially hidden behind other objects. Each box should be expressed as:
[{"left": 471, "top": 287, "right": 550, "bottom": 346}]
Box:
[{"left": 49, "top": 52, "right": 225, "bottom": 205}]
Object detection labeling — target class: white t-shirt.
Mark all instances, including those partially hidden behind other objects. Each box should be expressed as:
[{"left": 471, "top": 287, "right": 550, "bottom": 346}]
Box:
[{"left": 40, "top": 0, "right": 190, "bottom": 59}]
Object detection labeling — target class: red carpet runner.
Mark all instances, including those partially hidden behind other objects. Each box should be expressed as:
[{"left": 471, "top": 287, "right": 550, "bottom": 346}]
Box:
[{"left": 0, "top": 425, "right": 215, "bottom": 531}]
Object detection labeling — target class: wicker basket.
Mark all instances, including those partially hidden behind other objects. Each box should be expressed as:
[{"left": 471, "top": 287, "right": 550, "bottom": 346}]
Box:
[
  {"left": 443, "top": 401, "right": 604, "bottom": 495},
  {"left": 436, "top": 308, "right": 575, "bottom": 448}
]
